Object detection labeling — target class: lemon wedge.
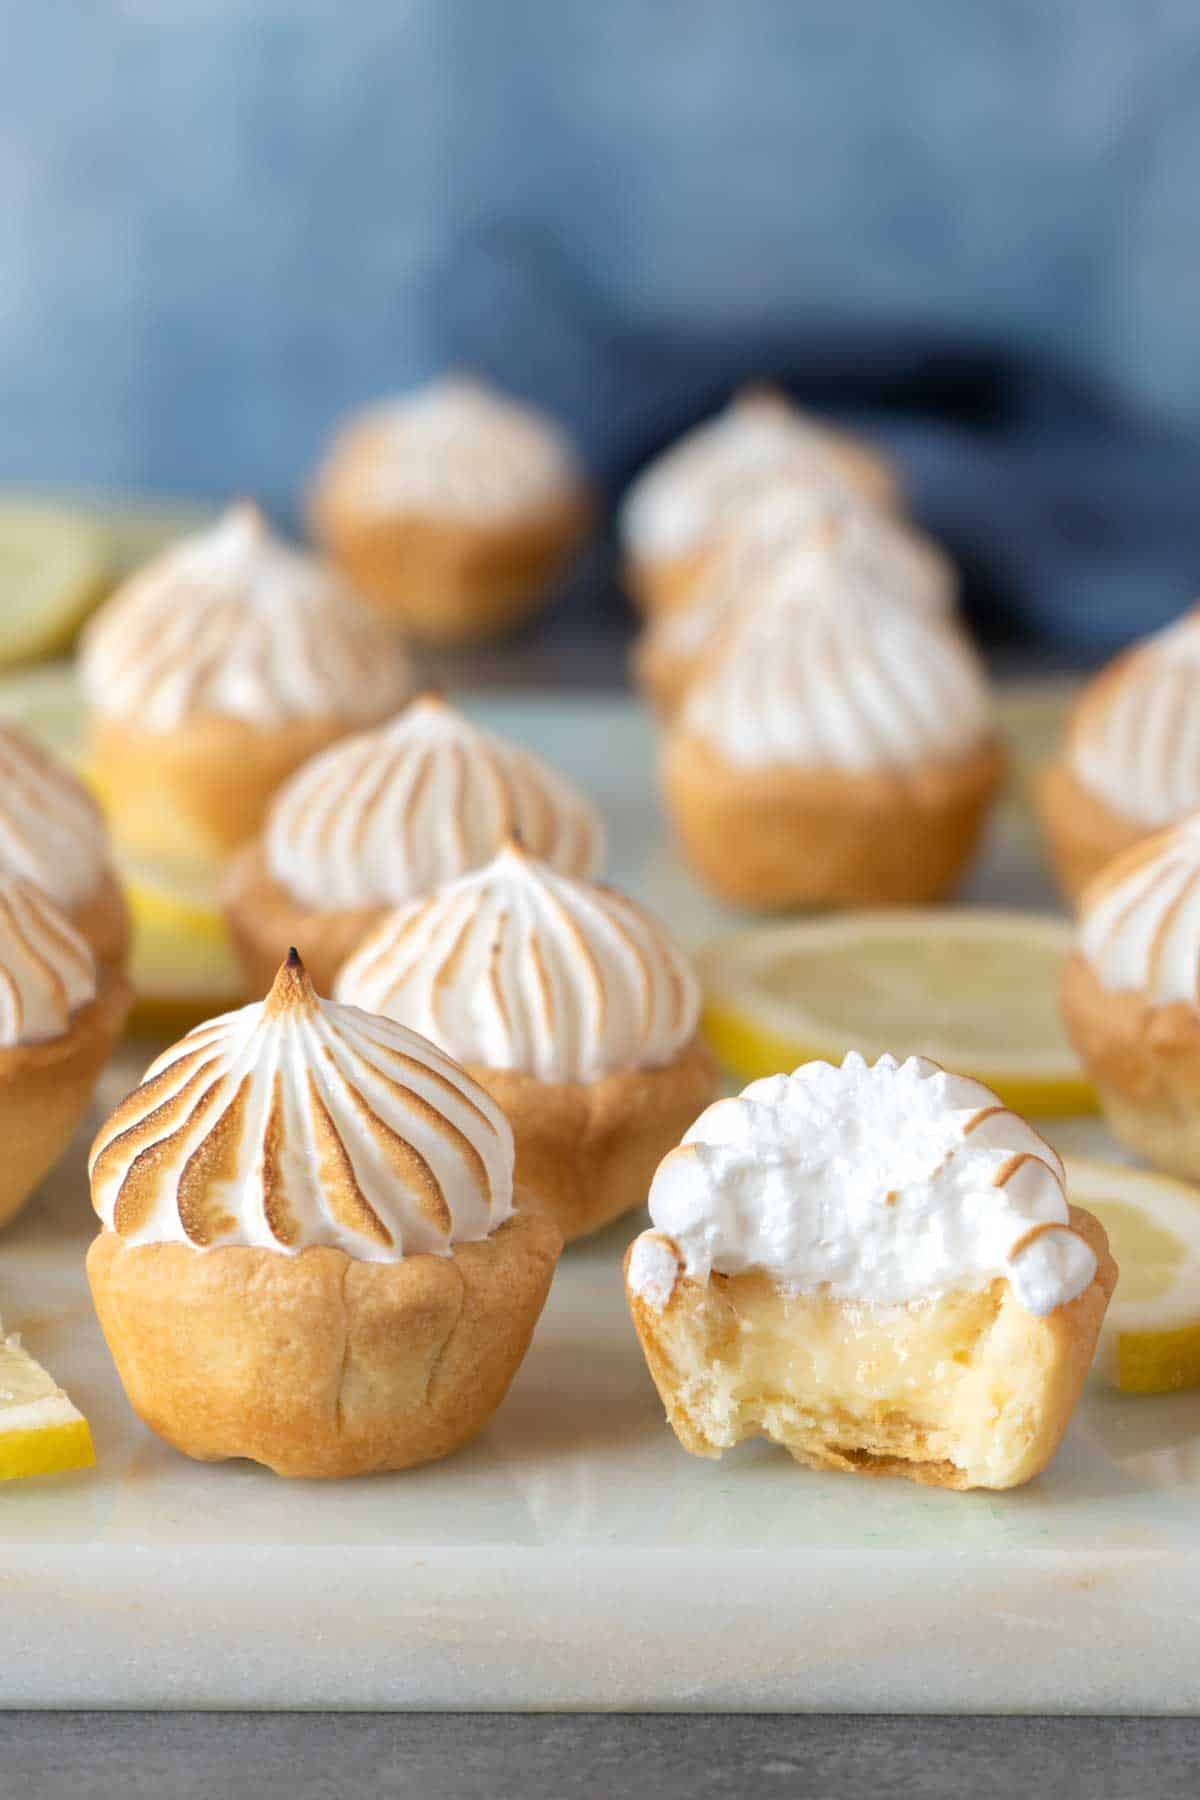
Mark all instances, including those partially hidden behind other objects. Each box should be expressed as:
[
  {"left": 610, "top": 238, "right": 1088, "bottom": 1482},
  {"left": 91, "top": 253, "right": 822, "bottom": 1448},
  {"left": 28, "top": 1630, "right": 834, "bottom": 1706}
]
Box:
[
  {"left": 696, "top": 909, "right": 1094, "bottom": 1116},
  {"left": 1065, "top": 1157, "right": 1200, "bottom": 1393},
  {"left": 123, "top": 860, "right": 246, "bottom": 1032},
  {"left": 0, "top": 1329, "right": 94, "bottom": 1482},
  {"left": 0, "top": 503, "right": 112, "bottom": 669}
]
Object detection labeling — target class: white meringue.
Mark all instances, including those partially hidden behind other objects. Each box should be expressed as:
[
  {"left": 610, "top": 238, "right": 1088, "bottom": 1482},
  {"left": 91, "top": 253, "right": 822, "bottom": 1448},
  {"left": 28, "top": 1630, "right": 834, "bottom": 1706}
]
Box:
[
  {"left": 335, "top": 841, "right": 700, "bottom": 1083},
  {"left": 0, "top": 723, "right": 111, "bottom": 911},
  {"left": 265, "top": 696, "right": 604, "bottom": 911},
  {"left": 1069, "top": 608, "right": 1200, "bottom": 827},
  {"left": 0, "top": 877, "right": 96, "bottom": 1048},
  {"left": 324, "top": 375, "right": 584, "bottom": 521},
  {"left": 619, "top": 389, "right": 887, "bottom": 563},
  {"left": 1078, "top": 812, "right": 1200, "bottom": 1005},
  {"left": 634, "top": 1052, "right": 1096, "bottom": 1317},
  {"left": 79, "top": 502, "right": 412, "bottom": 733},
  {"left": 89, "top": 952, "right": 514, "bottom": 1261},
  {"left": 680, "top": 569, "right": 993, "bottom": 771}
]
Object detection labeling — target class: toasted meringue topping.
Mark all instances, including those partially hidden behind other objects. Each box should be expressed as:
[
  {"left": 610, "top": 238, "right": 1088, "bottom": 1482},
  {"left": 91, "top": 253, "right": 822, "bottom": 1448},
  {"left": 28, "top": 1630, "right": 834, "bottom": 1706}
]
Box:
[
  {"left": 0, "top": 877, "right": 96, "bottom": 1048},
  {"left": 266, "top": 696, "right": 604, "bottom": 911},
  {"left": 1078, "top": 812, "right": 1200, "bottom": 1005},
  {"left": 0, "top": 723, "right": 111, "bottom": 910},
  {"left": 679, "top": 571, "right": 993, "bottom": 771},
  {"left": 79, "top": 502, "right": 412, "bottom": 732},
  {"left": 619, "top": 388, "right": 896, "bottom": 562},
  {"left": 89, "top": 952, "right": 514, "bottom": 1259},
  {"left": 631, "top": 1052, "right": 1096, "bottom": 1317},
  {"left": 1068, "top": 608, "right": 1200, "bottom": 826},
  {"left": 315, "top": 375, "right": 584, "bottom": 522},
  {"left": 336, "top": 842, "right": 699, "bottom": 1083}
]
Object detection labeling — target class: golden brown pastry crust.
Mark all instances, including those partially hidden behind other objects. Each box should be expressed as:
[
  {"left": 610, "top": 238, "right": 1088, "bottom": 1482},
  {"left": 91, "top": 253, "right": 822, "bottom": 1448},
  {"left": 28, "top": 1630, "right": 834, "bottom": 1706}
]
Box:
[
  {"left": 1035, "top": 759, "right": 1151, "bottom": 908},
  {"left": 630, "top": 618, "right": 707, "bottom": 720},
  {"left": 309, "top": 484, "right": 593, "bottom": 646},
  {"left": 468, "top": 1037, "right": 720, "bottom": 1243},
  {"left": 0, "top": 965, "right": 133, "bottom": 1231},
  {"left": 1060, "top": 949, "right": 1200, "bottom": 1177},
  {"left": 222, "top": 841, "right": 386, "bottom": 998},
  {"left": 87, "top": 1204, "right": 561, "bottom": 1477},
  {"left": 70, "top": 867, "right": 132, "bottom": 974},
  {"left": 622, "top": 549, "right": 712, "bottom": 619},
  {"left": 660, "top": 731, "right": 1006, "bottom": 909},
  {"left": 88, "top": 713, "right": 365, "bottom": 867},
  {"left": 624, "top": 1204, "right": 1115, "bottom": 1491}
]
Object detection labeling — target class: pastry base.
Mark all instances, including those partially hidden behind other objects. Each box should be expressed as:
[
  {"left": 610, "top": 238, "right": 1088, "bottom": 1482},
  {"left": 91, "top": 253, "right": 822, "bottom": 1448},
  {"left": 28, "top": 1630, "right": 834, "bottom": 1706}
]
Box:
[
  {"left": 222, "top": 844, "right": 385, "bottom": 999},
  {"left": 470, "top": 1038, "right": 720, "bottom": 1244},
  {"left": 88, "top": 713, "right": 369, "bottom": 867},
  {"left": 624, "top": 1206, "right": 1115, "bottom": 1491},
  {"left": 660, "top": 733, "right": 1006, "bottom": 909},
  {"left": 622, "top": 550, "right": 711, "bottom": 618},
  {"left": 310, "top": 489, "right": 592, "bottom": 646},
  {"left": 630, "top": 624, "right": 706, "bottom": 720},
  {"left": 1034, "top": 760, "right": 1150, "bottom": 908},
  {"left": 0, "top": 967, "right": 133, "bottom": 1231},
  {"left": 87, "top": 1206, "right": 561, "bottom": 1478},
  {"left": 1060, "top": 950, "right": 1200, "bottom": 1178},
  {"left": 71, "top": 867, "right": 132, "bottom": 974}
]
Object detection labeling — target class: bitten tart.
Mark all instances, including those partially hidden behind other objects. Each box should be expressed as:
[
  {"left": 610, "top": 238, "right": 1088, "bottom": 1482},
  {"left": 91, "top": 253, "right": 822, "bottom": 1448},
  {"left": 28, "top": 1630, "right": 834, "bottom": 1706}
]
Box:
[
  {"left": 659, "top": 565, "right": 1004, "bottom": 909},
  {"left": 223, "top": 694, "right": 604, "bottom": 997},
  {"left": 1061, "top": 814, "right": 1200, "bottom": 1179},
  {"left": 1037, "top": 606, "right": 1200, "bottom": 905},
  {"left": 618, "top": 386, "right": 902, "bottom": 615},
  {"left": 79, "top": 502, "right": 413, "bottom": 866},
  {"left": 0, "top": 876, "right": 132, "bottom": 1231},
  {"left": 0, "top": 722, "right": 130, "bottom": 972},
  {"left": 87, "top": 952, "right": 561, "bottom": 1477},
  {"left": 308, "top": 375, "right": 592, "bottom": 644},
  {"left": 625, "top": 1052, "right": 1115, "bottom": 1491},
  {"left": 336, "top": 841, "right": 719, "bottom": 1241}
]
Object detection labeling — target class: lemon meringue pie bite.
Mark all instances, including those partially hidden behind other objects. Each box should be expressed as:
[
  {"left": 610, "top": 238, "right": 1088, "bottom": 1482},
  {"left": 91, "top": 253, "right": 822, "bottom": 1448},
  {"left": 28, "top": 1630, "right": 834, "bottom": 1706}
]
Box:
[
  {"left": 1061, "top": 814, "right": 1200, "bottom": 1179},
  {"left": 0, "top": 721, "right": 130, "bottom": 972},
  {"left": 618, "top": 386, "right": 902, "bottom": 616},
  {"left": 223, "top": 694, "right": 605, "bottom": 997},
  {"left": 336, "top": 842, "right": 719, "bottom": 1242},
  {"left": 1037, "top": 606, "right": 1200, "bottom": 904},
  {"left": 633, "top": 484, "right": 957, "bottom": 719},
  {"left": 78, "top": 501, "right": 413, "bottom": 867},
  {"left": 659, "top": 578, "right": 1004, "bottom": 910},
  {"left": 308, "top": 375, "right": 593, "bottom": 645},
  {"left": 86, "top": 951, "right": 560, "bottom": 1478},
  {"left": 625, "top": 1053, "right": 1115, "bottom": 1490},
  {"left": 0, "top": 876, "right": 132, "bottom": 1231}
]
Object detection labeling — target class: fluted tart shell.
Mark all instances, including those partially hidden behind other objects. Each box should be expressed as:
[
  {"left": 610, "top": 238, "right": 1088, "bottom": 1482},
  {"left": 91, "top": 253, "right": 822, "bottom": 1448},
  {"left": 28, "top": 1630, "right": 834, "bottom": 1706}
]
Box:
[{"left": 1035, "top": 759, "right": 1153, "bottom": 908}]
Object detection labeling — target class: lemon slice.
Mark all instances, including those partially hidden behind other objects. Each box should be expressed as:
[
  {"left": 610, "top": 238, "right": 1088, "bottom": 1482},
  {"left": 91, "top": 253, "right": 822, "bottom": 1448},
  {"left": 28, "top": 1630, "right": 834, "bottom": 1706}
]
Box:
[
  {"left": 0, "top": 1329, "right": 94, "bottom": 1481},
  {"left": 0, "top": 503, "right": 111, "bottom": 669},
  {"left": 1066, "top": 1157, "right": 1200, "bottom": 1393},
  {"left": 697, "top": 909, "right": 1093, "bottom": 1116},
  {"left": 123, "top": 860, "right": 246, "bottom": 1032}
]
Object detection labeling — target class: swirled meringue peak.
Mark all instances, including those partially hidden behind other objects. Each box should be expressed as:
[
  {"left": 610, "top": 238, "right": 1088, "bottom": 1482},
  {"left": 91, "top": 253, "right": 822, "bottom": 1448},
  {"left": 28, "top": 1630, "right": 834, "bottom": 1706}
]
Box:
[
  {"left": 0, "top": 876, "right": 96, "bottom": 1048},
  {"left": 679, "top": 562, "right": 993, "bottom": 771},
  {"left": 1078, "top": 812, "right": 1200, "bottom": 1005},
  {"left": 632, "top": 1052, "right": 1096, "bottom": 1318},
  {"left": 618, "top": 387, "right": 894, "bottom": 562},
  {"left": 89, "top": 951, "right": 514, "bottom": 1260},
  {"left": 336, "top": 841, "right": 700, "bottom": 1083},
  {"left": 79, "top": 501, "right": 412, "bottom": 732},
  {"left": 318, "top": 375, "right": 584, "bottom": 522},
  {"left": 0, "top": 723, "right": 111, "bottom": 910},
  {"left": 265, "top": 695, "right": 604, "bottom": 911},
  {"left": 1068, "top": 606, "right": 1200, "bottom": 827}
]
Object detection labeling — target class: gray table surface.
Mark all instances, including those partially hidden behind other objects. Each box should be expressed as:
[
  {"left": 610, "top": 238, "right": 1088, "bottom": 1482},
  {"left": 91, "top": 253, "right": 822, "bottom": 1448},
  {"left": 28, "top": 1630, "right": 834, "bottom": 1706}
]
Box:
[{"left": 2, "top": 1713, "right": 1198, "bottom": 1797}]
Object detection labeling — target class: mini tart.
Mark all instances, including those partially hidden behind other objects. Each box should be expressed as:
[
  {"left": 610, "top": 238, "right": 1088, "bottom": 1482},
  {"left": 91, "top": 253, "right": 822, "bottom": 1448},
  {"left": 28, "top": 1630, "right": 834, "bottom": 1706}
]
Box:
[
  {"left": 223, "top": 696, "right": 604, "bottom": 998},
  {"left": 0, "top": 879, "right": 133, "bottom": 1231},
  {"left": 1035, "top": 758, "right": 1152, "bottom": 908},
  {"left": 334, "top": 842, "right": 720, "bottom": 1241},
  {"left": 78, "top": 502, "right": 412, "bottom": 866},
  {"left": 624, "top": 1053, "right": 1115, "bottom": 1491},
  {"left": 661, "top": 733, "right": 1006, "bottom": 909},
  {"left": 86, "top": 953, "right": 560, "bottom": 1478},
  {"left": 308, "top": 375, "right": 593, "bottom": 645}
]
